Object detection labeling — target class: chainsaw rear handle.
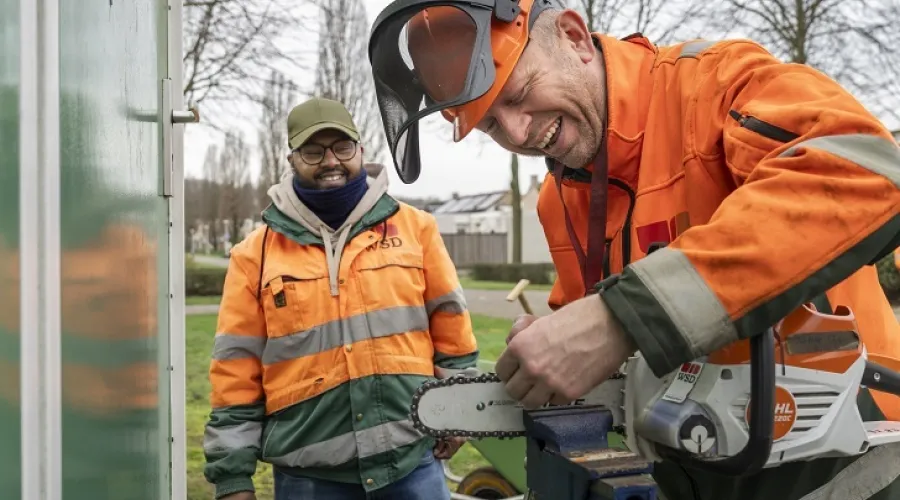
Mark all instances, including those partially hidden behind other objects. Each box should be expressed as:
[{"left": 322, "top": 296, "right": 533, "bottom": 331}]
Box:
[{"left": 659, "top": 327, "right": 776, "bottom": 476}]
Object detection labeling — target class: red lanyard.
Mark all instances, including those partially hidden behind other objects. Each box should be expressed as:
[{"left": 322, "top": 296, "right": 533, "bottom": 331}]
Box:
[{"left": 552, "top": 137, "right": 609, "bottom": 294}]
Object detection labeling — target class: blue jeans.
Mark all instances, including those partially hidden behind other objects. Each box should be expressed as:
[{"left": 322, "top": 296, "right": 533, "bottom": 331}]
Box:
[{"left": 273, "top": 450, "right": 452, "bottom": 500}]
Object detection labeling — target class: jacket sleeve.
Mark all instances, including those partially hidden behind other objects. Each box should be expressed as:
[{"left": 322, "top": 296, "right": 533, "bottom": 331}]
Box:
[
  {"left": 203, "top": 245, "right": 267, "bottom": 498},
  {"left": 600, "top": 39, "right": 900, "bottom": 378},
  {"left": 419, "top": 213, "right": 480, "bottom": 377}
]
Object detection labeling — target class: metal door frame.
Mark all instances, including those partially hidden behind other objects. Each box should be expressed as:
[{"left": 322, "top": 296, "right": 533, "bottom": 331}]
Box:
[
  {"left": 166, "top": 0, "right": 188, "bottom": 498},
  {"left": 19, "top": 0, "right": 62, "bottom": 498}
]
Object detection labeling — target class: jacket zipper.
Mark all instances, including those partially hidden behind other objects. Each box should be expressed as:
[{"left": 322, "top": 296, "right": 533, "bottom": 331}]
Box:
[
  {"left": 609, "top": 179, "right": 636, "bottom": 269},
  {"left": 728, "top": 110, "right": 799, "bottom": 142}
]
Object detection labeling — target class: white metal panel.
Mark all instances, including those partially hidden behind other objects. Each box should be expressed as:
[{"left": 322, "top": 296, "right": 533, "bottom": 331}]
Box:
[
  {"left": 40, "top": 0, "right": 62, "bottom": 496},
  {"left": 167, "top": 0, "right": 188, "bottom": 498},
  {"left": 20, "top": 0, "right": 62, "bottom": 498}
]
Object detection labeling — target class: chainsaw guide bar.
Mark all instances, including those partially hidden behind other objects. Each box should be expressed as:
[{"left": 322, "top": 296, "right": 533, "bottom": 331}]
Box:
[{"left": 410, "top": 372, "right": 627, "bottom": 440}]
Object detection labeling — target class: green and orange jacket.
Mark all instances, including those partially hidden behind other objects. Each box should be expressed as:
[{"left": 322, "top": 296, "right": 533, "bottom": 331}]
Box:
[
  {"left": 203, "top": 164, "right": 478, "bottom": 498},
  {"left": 537, "top": 34, "right": 900, "bottom": 500}
]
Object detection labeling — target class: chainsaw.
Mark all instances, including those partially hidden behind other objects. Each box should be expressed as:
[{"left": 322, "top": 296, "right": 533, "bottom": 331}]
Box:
[{"left": 412, "top": 302, "right": 900, "bottom": 479}]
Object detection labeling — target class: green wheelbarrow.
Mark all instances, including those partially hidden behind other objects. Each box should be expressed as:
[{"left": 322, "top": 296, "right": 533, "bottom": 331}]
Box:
[{"left": 441, "top": 359, "right": 627, "bottom": 499}]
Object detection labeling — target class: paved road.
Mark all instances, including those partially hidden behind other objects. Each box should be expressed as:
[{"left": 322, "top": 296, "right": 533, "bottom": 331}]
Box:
[
  {"left": 185, "top": 288, "right": 552, "bottom": 319},
  {"left": 192, "top": 254, "right": 230, "bottom": 268}
]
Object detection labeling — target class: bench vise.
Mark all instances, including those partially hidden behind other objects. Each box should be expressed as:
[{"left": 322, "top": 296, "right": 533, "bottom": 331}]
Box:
[{"left": 522, "top": 405, "right": 658, "bottom": 500}]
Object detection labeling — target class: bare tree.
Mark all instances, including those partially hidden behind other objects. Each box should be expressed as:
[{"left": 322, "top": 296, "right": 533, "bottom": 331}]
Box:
[
  {"left": 313, "top": 0, "right": 386, "bottom": 162},
  {"left": 218, "top": 133, "right": 252, "bottom": 247},
  {"left": 182, "top": 0, "right": 310, "bottom": 124},
  {"left": 575, "top": 0, "right": 706, "bottom": 43},
  {"left": 708, "top": 0, "right": 900, "bottom": 122},
  {"left": 258, "top": 70, "right": 298, "bottom": 209},
  {"left": 201, "top": 144, "right": 224, "bottom": 251}
]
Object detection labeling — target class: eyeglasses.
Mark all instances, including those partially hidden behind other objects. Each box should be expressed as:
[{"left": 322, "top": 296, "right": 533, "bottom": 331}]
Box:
[{"left": 297, "top": 139, "right": 358, "bottom": 164}]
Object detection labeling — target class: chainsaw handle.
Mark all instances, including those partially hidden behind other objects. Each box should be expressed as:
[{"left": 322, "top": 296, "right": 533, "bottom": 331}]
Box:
[{"left": 660, "top": 327, "right": 776, "bottom": 476}]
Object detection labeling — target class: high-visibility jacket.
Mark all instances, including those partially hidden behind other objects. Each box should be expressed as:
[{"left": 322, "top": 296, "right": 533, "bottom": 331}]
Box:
[
  {"left": 203, "top": 168, "right": 478, "bottom": 498},
  {"left": 537, "top": 34, "right": 900, "bottom": 500}
]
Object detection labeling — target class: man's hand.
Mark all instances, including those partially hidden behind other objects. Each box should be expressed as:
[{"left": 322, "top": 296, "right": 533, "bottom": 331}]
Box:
[
  {"left": 507, "top": 314, "right": 538, "bottom": 344},
  {"left": 495, "top": 294, "right": 637, "bottom": 409},
  {"left": 219, "top": 492, "right": 256, "bottom": 500},
  {"left": 433, "top": 437, "right": 466, "bottom": 459}
]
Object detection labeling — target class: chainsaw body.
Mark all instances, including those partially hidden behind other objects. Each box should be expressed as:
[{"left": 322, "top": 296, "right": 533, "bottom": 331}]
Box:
[{"left": 625, "top": 302, "right": 900, "bottom": 471}]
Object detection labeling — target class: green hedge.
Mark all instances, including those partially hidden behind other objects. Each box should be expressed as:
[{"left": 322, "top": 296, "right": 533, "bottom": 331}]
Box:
[
  {"left": 469, "top": 263, "right": 556, "bottom": 285},
  {"left": 876, "top": 253, "right": 900, "bottom": 304},
  {"left": 186, "top": 267, "right": 227, "bottom": 296}
]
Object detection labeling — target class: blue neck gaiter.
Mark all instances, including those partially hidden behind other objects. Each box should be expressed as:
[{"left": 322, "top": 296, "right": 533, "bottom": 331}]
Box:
[{"left": 293, "top": 171, "right": 369, "bottom": 230}]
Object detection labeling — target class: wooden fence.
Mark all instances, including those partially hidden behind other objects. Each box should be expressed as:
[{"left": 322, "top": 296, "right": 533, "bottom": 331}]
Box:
[{"left": 440, "top": 233, "right": 508, "bottom": 267}]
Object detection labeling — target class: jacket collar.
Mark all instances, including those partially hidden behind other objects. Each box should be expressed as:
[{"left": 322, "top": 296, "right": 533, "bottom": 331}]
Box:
[{"left": 547, "top": 33, "right": 657, "bottom": 189}]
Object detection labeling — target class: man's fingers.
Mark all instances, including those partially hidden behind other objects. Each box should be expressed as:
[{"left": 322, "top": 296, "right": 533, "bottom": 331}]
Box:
[
  {"left": 495, "top": 349, "right": 519, "bottom": 381},
  {"left": 506, "top": 314, "right": 538, "bottom": 344},
  {"left": 520, "top": 383, "right": 554, "bottom": 410},
  {"left": 549, "top": 393, "right": 574, "bottom": 406},
  {"left": 503, "top": 368, "right": 534, "bottom": 401}
]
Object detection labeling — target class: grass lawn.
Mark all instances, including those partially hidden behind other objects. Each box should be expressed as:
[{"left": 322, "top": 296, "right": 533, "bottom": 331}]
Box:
[{"left": 186, "top": 313, "right": 514, "bottom": 500}]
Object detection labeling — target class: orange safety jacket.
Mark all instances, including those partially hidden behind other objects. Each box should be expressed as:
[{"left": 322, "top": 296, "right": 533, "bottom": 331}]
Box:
[
  {"left": 537, "top": 34, "right": 900, "bottom": 500},
  {"left": 205, "top": 179, "right": 478, "bottom": 497}
]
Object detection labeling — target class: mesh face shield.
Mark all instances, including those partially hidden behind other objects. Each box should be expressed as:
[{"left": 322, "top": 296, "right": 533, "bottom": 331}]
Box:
[{"left": 369, "top": 0, "right": 558, "bottom": 183}]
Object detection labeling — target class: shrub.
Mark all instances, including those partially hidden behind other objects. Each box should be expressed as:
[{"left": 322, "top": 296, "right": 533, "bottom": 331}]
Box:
[
  {"left": 876, "top": 252, "right": 900, "bottom": 304},
  {"left": 469, "top": 263, "right": 556, "bottom": 285},
  {"left": 186, "top": 267, "right": 227, "bottom": 296}
]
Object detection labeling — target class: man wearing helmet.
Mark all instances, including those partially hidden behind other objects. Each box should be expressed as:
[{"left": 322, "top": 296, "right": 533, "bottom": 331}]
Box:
[{"left": 369, "top": 1, "right": 900, "bottom": 499}]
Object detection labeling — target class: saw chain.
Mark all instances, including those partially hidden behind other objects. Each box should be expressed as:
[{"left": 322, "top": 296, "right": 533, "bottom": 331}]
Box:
[{"left": 409, "top": 371, "right": 627, "bottom": 440}]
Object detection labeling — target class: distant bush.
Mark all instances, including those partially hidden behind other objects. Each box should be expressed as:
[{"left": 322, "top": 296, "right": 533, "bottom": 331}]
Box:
[
  {"left": 469, "top": 263, "right": 556, "bottom": 285},
  {"left": 876, "top": 252, "right": 900, "bottom": 304},
  {"left": 186, "top": 267, "right": 227, "bottom": 296}
]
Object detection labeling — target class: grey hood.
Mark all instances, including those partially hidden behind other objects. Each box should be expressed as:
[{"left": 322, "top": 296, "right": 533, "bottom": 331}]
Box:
[{"left": 267, "top": 163, "right": 390, "bottom": 296}]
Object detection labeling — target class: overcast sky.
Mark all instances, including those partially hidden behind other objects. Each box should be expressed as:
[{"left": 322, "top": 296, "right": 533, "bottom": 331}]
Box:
[
  {"left": 182, "top": 0, "right": 900, "bottom": 201},
  {"left": 182, "top": 0, "right": 553, "bottom": 200}
]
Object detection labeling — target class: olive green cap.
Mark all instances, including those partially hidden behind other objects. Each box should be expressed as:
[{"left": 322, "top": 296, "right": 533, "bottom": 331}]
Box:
[{"left": 287, "top": 97, "right": 360, "bottom": 150}]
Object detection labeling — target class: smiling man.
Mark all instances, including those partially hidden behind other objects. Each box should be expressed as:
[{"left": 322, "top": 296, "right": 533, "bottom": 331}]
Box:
[
  {"left": 368, "top": 1, "right": 900, "bottom": 499},
  {"left": 202, "top": 97, "right": 476, "bottom": 500}
]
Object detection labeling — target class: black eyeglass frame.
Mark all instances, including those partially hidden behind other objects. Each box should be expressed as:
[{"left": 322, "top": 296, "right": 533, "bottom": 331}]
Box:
[{"left": 295, "top": 138, "right": 359, "bottom": 165}]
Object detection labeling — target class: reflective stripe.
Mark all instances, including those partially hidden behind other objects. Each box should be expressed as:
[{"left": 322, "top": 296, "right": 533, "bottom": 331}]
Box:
[
  {"left": 212, "top": 334, "right": 266, "bottom": 361},
  {"left": 203, "top": 421, "right": 263, "bottom": 453},
  {"left": 629, "top": 246, "right": 739, "bottom": 357},
  {"left": 426, "top": 286, "right": 467, "bottom": 316},
  {"left": 262, "top": 305, "right": 429, "bottom": 364},
  {"left": 678, "top": 39, "right": 716, "bottom": 59},
  {"left": 780, "top": 134, "right": 900, "bottom": 189},
  {"left": 798, "top": 444, "right": 900, "bottom": 500},
  {"left": 267, "top": 419, "right": 424, "bottom": 468}
]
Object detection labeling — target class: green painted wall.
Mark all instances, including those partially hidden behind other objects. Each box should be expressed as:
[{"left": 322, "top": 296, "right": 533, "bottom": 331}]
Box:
[{"left": 0, "top": 0, "right": 21, "bottom": 497}]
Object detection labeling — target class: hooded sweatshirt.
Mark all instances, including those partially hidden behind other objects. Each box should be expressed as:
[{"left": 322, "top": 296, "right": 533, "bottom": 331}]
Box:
[{"left": 266, "top": 163, "right": 390, "bottom": 297}]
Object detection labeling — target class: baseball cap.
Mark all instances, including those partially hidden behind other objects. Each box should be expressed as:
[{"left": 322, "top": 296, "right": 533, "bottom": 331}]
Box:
[{"left": 287, "top": 97, "right": 360, "bottom": 150}]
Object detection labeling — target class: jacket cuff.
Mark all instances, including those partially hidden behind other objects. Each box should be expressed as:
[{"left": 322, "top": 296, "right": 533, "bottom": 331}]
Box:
[
  {"left": 598, "top": 247, "right": 739, "bottom": 378},
  {"left": 215, "top": 476, "right": 255, "bottom": 499}
]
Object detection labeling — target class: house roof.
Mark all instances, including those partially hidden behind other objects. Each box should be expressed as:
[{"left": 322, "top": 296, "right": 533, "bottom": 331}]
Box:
[{"left": 432, "top": 190, "right": 509, "bottom": 214}]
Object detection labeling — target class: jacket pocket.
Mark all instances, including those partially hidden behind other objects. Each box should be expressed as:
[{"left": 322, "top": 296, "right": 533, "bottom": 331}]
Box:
[
  {"left": 355, "top": 250, "right": 428, "bottom": 330},
  {"left": 260, "top": 272, "right": 327, "bottom": 338},
  {"left": 728, "top": 109, "right": 799, "bottom": 143}
]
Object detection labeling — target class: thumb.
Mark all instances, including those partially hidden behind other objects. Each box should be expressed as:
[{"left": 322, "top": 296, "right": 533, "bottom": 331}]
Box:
[{"left": 507, "top": 314, "right": 538, "bottom": 344}]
